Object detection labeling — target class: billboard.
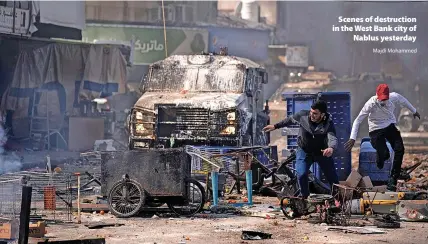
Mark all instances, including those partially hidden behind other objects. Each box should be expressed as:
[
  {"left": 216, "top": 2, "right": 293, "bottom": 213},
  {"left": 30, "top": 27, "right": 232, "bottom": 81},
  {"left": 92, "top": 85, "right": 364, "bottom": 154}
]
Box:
[{"left": 83, "top": 25, "right": 208, "bottom": 65}]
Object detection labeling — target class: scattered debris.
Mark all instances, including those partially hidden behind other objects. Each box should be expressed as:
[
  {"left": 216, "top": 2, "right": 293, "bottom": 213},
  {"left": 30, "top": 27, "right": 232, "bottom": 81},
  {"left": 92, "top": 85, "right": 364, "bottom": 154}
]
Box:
[
  {"left": 241, "top": 230, "right": 272, "bottom": 240},
  {"left": 84, "top": 222, "right": 124, "bottom": 229},
  {"left": 345, "top": 170, "right": 363, "bottom": 188},
  {"left": 326, "top": 226, "right": 386, "bottom": 234},
  {"left": 397, "top": 200, "right": 428, "bottom": 222},
  {"left": 209, "top": 205, "right": 242, "bottom": 215},
  {"left": 373, "top": 218, "right": 400, "bottom": 229}
]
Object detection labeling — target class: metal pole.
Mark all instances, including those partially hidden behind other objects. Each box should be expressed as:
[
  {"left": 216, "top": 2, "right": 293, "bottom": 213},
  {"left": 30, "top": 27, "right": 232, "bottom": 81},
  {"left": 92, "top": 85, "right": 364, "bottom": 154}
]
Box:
[
  {"left": 211, "top": 171, "right": 219, "bottom": 206},
  {"left": 235, "top": 158, "right": 241, "bottom": 194},
  {"left": 18, "top": 186, "right": 32, "bottom": 244},
  {"left": 245, "top": 170, "right": 253, "bottom": 205},
  {"left": 12, "top": 0, "right": 16, "bottom": 33},
  {"left": 161, "top": 0, "right": 168, "bottom": 58},
  {"left": 76, "top": 173, "right": 81, "bottom": 224}
]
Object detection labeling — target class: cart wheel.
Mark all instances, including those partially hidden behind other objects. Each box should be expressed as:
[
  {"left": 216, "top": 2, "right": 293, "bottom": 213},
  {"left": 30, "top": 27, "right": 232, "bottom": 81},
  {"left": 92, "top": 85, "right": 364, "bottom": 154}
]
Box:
[
  {"left": 167, "top": 178, "right": 206, "bottom": 217},
  {"left": 108, "top": 178, "right": 145, "bottom": 218}
]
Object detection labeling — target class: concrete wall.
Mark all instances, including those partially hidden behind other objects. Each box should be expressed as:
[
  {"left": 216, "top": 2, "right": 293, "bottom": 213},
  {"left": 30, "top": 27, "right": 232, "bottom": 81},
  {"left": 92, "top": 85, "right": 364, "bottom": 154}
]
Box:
[
  {"left": 208, "top": 26, "right": 270, "bottom": 61},
  {"left": 86, "top": 1, "right": 217, "bottom": 24}
]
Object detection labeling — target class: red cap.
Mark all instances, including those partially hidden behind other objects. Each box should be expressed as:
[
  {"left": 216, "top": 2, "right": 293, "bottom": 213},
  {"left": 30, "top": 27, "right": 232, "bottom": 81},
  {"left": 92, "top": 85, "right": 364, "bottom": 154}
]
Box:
[{"left": 376, "top": 84, "right": 389, "bottom": 101}]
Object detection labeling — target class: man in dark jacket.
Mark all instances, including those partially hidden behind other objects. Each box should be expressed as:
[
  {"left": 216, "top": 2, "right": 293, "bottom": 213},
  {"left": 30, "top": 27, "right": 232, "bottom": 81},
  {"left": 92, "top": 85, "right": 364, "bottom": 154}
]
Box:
[{"left": 263, "top": 100, "right": 339, "bottom": 198}]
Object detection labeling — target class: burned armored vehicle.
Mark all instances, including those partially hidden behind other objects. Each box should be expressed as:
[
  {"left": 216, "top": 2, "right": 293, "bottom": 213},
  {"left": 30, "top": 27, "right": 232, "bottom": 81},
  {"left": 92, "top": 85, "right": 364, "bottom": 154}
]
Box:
[{"left": 128, "top": 54, "right": 270, "bottom": 149}]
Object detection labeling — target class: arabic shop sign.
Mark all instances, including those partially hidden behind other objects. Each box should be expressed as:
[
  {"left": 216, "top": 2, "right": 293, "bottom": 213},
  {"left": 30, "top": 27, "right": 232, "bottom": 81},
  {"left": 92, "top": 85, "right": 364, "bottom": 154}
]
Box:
[
  {"left": 0, "top": 5, "right": 30, "bottom": 35},
  {"left": 83, "top": 25, "right": 208, "bottom": 65}
]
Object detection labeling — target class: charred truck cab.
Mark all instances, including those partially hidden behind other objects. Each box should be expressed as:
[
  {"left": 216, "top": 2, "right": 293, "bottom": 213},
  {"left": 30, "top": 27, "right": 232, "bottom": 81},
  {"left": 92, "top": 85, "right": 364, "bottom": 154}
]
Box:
[{"left": 128, "top": 53, "right": 270, "bottom": 149}]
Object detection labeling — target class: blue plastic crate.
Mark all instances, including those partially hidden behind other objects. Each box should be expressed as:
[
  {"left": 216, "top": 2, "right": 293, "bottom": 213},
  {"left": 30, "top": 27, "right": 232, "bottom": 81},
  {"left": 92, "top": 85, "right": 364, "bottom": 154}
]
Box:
[
  {"left": 281, "top": 92, "right": 352, "bottom": 182},
  {"left": 358, "top": 137, "right": 394, "bottom": 184}
]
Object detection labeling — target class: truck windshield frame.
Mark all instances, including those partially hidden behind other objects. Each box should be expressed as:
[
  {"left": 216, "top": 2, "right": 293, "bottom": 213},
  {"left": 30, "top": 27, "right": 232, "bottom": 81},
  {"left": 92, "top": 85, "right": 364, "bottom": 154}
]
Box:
[{"left": 143, "top": 65, "right": 246, "bottom": 93}]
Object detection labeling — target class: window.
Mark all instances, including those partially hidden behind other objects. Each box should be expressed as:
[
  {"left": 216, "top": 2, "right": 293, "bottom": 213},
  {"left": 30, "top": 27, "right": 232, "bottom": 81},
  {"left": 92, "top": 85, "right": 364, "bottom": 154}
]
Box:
[
  {"left": 134, "top": 8, "right": 146, "bottom": 21},
  {"left": 184, "top": 6, "right": 194, "bottom": 23},
  {"left": 149, "top": 7, "right": 160, "bottom": 21},
  {"left": 165, "top": 6, "right": 174, "bottom": 21},
  {"left": 175, "top": 6, "right": 183, "bottom": 22}
]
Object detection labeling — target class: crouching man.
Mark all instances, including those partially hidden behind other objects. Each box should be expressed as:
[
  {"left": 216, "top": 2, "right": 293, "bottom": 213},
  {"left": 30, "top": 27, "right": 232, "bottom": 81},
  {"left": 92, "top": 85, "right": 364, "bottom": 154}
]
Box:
[{"left": 263, "top": 100, "right": 339, "bottom": 198}]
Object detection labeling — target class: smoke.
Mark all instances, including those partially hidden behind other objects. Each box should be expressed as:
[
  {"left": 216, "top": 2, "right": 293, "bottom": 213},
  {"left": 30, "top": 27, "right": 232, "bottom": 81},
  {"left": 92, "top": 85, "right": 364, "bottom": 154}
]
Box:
[{"left": 0, "top": 121, "right": 22, "bottom": 175}]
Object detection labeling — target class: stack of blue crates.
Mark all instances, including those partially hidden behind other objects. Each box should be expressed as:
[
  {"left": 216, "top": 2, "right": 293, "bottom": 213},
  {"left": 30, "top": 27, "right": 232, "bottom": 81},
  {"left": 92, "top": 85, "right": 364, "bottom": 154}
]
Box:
[{"left": 281, "top": 92, "right": 352, "bottom": 182}]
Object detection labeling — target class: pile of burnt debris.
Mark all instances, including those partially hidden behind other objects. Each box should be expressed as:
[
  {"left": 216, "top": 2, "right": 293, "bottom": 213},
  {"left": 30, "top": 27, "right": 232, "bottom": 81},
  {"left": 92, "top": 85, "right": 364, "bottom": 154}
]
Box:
[{"left": 277, "top": 158, "right": 428, "bottom": 231}]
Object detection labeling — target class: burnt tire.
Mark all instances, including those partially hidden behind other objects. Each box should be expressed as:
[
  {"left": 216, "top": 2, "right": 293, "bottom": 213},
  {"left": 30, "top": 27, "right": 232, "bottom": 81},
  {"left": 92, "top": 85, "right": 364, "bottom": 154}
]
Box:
[
  {"left": 108, "top": 179, "right": 145, "bottom": 218},
  {"left": 167, "top": 178, "right": 206, "bottom": 217},
  {"left": 373, "top": 219, "right": 401, "bottom": 229}
]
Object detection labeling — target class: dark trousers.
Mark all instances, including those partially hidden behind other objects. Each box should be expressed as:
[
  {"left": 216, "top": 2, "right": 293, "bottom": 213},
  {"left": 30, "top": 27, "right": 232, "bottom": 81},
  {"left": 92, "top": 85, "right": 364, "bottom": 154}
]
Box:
[
  {"left": 295, "top": 148, "right": 339, "bottom": 198},
  {"left": 369, "top": 123, "right": 404, "bottom": 183}
]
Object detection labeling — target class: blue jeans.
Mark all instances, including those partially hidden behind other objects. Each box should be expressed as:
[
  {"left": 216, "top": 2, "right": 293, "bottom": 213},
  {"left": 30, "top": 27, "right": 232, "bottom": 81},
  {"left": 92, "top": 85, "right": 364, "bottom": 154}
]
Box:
[{"left": 295, "top": 148, "right": 339, "bottom": 198}]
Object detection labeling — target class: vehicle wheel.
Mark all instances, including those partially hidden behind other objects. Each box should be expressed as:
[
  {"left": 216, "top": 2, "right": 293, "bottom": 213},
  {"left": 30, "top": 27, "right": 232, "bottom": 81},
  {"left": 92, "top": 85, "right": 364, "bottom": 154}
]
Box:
[
  {"left": 398, "top": 115, "right": 419, "bottom": 132},
  {"left": 108, "top": 178, "right": 145, "bottom": 218},
  {"left": 373, "top": 218, "right": 400, "bottom": 229},
  {"left": 167, "top": 178, "right": 206, "bottom": 217}
]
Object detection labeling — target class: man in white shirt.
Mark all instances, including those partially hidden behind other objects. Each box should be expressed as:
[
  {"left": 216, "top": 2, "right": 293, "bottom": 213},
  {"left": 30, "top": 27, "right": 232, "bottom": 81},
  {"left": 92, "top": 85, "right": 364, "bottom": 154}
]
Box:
[{"left": 344, "top": 84, "right": 420, "bottom": 191}]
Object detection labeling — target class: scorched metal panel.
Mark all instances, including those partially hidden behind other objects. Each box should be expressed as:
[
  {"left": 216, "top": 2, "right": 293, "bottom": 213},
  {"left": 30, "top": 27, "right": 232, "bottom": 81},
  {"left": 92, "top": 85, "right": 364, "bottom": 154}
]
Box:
[{"left": 100, "top": 148, "right": 191, "bottom": 197}]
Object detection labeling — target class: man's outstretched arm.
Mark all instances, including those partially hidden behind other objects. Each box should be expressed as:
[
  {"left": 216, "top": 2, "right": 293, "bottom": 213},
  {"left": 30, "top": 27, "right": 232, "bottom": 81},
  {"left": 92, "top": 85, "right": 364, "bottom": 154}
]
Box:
[
  {"left": 262, "top": 110, "right": 306, "bottom": 132},
  {"left": 344, "top": 100, "right": 373, "bottom": 151},
  {"left": 392, "top": 92, "right": 420, "bottom": 119}
]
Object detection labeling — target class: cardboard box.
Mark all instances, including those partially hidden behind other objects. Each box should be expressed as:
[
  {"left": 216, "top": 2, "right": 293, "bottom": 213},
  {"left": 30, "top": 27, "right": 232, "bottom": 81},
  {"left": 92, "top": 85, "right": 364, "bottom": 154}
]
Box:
[
  {"left": 0, "top": 223, "right": 12, "bottom": 240},
  {"left": 345, "top": 170, "right": 363, "bottom": 188},
  {"left": 29, "top": 221, "right": 46, "bottom": 238},
  {"left": 358, "top": 176, "right": 374, "bottom": 188}
]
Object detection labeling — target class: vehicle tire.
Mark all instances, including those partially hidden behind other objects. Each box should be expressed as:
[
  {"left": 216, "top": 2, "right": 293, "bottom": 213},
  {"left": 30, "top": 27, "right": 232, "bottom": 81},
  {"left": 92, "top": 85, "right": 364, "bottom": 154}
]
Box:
[
  {"left": 167, "top": 178, "right": 206, "bottom": 217},
  {"left": 108, "top": 178, "right": 145, "bottom": 218},
  {"left": 373, "top": 218, "right": 400, "bottom": 229}
]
